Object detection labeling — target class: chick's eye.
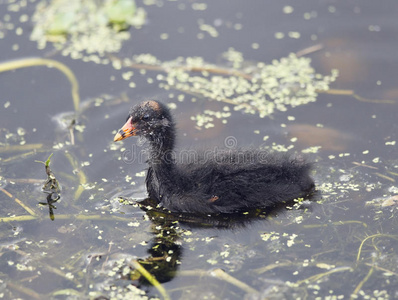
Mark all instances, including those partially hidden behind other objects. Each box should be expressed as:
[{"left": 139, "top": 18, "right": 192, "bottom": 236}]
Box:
[{"left": 142, "top": 114, "right": 150, "bottom": 121}]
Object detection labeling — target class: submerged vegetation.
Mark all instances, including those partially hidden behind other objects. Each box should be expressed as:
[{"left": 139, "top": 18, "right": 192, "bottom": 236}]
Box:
[{"left": 0, "top": 0, "right": 397, "bottom": 299}]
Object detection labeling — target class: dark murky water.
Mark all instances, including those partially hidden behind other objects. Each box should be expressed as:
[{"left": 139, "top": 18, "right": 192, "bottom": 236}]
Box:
[{"left": 1, "top": 1, "right": 398, "bottom": 299}]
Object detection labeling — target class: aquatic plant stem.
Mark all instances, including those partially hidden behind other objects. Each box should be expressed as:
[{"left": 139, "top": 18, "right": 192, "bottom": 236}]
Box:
[
  {"left": 178, "top": 268, "right": 259, "bottom": 295},
  {"left": 0, "top": 187, "right": 37, "bottom": 216},
  {"left": 303, "top": 220, "right": 368, "bottom": 229},
  {"left": 3, "top": 178, "right": 44, "bottom": 184},
  {"left": 2, "top": 150, "right": 47, "bottom": 165},
  {"left": 6, "top": 281, "right": 42, "bottom": 300},
  {"left": 210, "top": 268, "right": 259, "bottom": 295},
  {"left": 108, "top": 54, "right": 252, "bottom": 80},
  {"left": 253, "top": 261, "right": 293, "bottom": 274},
  {"left": 0, "top": 215, "right": 38, "bottom": 222},
  {"left": 42, "top": 264, "right": 81, "bottom": 286},
  {"left": 129, "top": 259, "right": 170, "bottom": 300},
  {"left": 0, "top": 144, "right": 44, "bottom": 153},
  {"left": 296, "top": 266, "right": 352, "bottom": 286},
  {"left": 63, "top": 151, "right": 87, "bottom": 200},
  {"left": 374, "top": 172, "right": 395, "bottom": 182},
  {"left": 0, "top": 214, "right": 132, "bottom": 223},
  {"left": 351, "top": 162, "right": 379, "bottom": 170},
  {"left": 356, "top": 233, "right": 398, "bottom": 263},
  {"left": 321, "top": 88, "right": 396, "bottom": 104},
  {"left": 296, "top": 44, "right": 324, "bottom": 57},
  {"left": 0, "top": 57, "right": 80, "bottom": 111},
  {"left": 364, "top": 263, "right": 398, "bottom": 277},
  {"left": 351, "top": 258, "right": 375, "bottom": 299}
]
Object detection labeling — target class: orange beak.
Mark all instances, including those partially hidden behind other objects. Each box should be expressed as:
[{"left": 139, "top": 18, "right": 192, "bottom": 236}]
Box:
[{"left": 114, "top": 117, "right": 136, "bottom": 142}]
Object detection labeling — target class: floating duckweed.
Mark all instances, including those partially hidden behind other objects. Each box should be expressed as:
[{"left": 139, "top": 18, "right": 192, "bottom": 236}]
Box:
[
  {"left": 283, "top": 5, "right": 294, "bottom": 14},
  {"left": 191, "top": 114, "right": 214, "bottom": 128},
  {"left": 53, "top": 143, "right": 64, "bottom": 150},
  {"left": 251, "top": 43, "right": 259, "bottom": 49},
  {"left": 192, "top": 3, "right": 207, "bottom": 11},
  {"left": 199, "top": 23, "right": 219, "bottom": 38},
  {"left": 288, "top": 31, "right": 301, "bottom": 39},
  {"left": 234, "top": 23, "right": 243, "bottom": 30},
  {"left": 207, "top": 258, "right": 218, "bottom": 265},
  {"left": 301, "top": 146, "right": 321, "bottom": 153},
  {"left": 15, "top": 27, "right": 23, "bottom": 35},
  {"left": 30, "top": 0, "right": 146, "bottom": 57},
  {"left": 318, "top": 181, "right": 361, "bottom": 196},
  {"left": 286, "top": 234, "right": 298, "bottom": 247},
  {"left": 112, "top": 59, "right": 123, "bottom": 70},
  {"left": 17, "top": 127, "right": 26, "bottom": 136},
  {"left": 220, "top": 250, "right": 229, "bottom": 258},
  {"left": 295, "top": 215, "right": 304, "bottom": 224},
  {"left": 19, "top": 14, "right": 29, "bottom": 23},
  {"left": 137, "top": 50, "right": 337, "bottom": 128},
  {"left": 75, "top": 124, "right": 86, "bottom": 133},
  {"left": 122, "top": 71, "right": 134, "bottom": 80},
  {"left": 135, "top": 171, "right": 146, "bottom": 177},
  {"left": 16, "top": 264, "right": 34, "bottom": 271},
  {"left": 82, "top": 183, "right": 96, "bottom": 190},
  {"left": 128, "top": 221, "right": 140, "bottom": 227},
  {"left": 223, "top": 47, "right": 244, "bottom": 69},
  {"left": 167, "top": 102, "right": 177, "bottom": 110},
  {"left": 202, "top": 109, "right": 231, "bottom": 119},
  {"left": 261, "top": 231, "right": 277, "bottom": 242},
  {"left": 269, "top": 143, "right": 294, "bottom": 152},
  {"left": 388, "top": 186, "right": 398, "bottom": 194}
]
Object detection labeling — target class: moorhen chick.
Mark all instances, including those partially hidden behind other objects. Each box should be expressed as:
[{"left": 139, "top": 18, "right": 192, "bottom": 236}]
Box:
[{"left": 114, "top": 100, "right": 314, "bottom": 214}]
